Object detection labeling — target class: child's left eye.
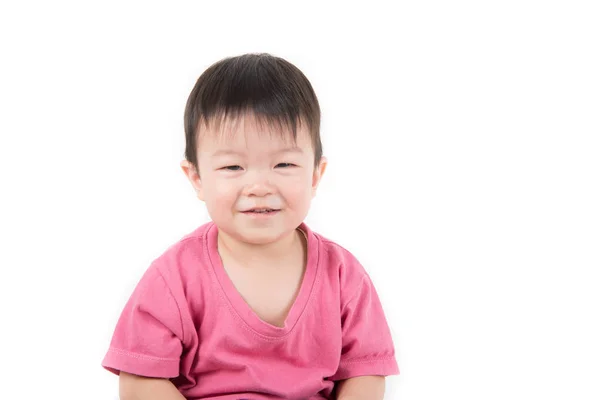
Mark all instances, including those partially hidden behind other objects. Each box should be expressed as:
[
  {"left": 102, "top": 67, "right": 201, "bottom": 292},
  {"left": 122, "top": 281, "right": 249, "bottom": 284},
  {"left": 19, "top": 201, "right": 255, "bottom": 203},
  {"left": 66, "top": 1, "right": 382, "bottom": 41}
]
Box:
[{"left": 276, "top": 163, "right": 295, "bottom": 168}]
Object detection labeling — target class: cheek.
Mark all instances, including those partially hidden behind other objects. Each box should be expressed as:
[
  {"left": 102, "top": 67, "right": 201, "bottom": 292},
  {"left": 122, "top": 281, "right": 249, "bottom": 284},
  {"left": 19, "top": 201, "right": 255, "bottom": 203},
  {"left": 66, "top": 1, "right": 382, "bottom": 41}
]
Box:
[
  {"left": 280, "top": 173, "right": 313, "bottom": 202},
  {"left": 204, "top": 176, "right": 238, "bottom": 203}
]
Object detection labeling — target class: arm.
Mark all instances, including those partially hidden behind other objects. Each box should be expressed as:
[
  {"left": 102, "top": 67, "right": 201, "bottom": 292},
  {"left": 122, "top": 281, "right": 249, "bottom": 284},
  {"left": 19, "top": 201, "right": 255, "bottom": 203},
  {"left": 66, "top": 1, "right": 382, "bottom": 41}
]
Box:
[
  {"left": 332, "top": 256, "right": 399, "bottom": 398},
  {"left": 335, "top": 375, "right": 385, "bottom": 400},
  {"left": 102, "top": 265, "right": 186, "bottom": 397},
  {"left": 119, "top": 372, "right": 186, "bottom": 400}
]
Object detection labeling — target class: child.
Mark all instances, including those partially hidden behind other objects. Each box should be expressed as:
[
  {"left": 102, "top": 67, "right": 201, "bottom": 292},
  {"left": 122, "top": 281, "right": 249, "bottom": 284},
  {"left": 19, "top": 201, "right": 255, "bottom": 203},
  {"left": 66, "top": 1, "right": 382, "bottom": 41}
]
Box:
[{"left": 102, "top": 53, "right": 399, "bottom": 400}]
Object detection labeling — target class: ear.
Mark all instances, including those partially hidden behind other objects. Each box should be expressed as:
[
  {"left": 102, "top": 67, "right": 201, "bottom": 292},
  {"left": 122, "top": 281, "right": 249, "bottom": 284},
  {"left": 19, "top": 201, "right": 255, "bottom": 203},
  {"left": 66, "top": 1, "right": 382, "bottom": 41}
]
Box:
[
  {"left": 180, "top": 160, "right": 205, "bottom": 201},
  {"left": 311, "top": 156, "right": 328, "bottom": 198}
]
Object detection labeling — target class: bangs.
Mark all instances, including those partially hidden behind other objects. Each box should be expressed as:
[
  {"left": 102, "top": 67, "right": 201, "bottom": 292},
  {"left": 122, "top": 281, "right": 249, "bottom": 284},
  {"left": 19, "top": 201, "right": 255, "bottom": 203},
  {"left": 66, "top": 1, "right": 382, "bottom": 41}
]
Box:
[
  {"left": 184, "top": 53, "right": 322, "bottom": 166},
  {"left": 198, "top": 110, "right": 307, "bottom": 145}
]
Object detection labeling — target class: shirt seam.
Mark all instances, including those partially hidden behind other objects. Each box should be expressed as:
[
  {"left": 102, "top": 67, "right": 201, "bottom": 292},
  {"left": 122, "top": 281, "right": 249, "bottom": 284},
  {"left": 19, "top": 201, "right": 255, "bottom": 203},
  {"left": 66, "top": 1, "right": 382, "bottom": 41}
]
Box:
[
  {"left": 283, "top": 228, "right": 322, "bottom": 336},
  {"left": 155, "top": 265, "right": 186, "bottom": 345},
  {"left": 340, "top": 273, "right": 368, "bottom": 314},
  {"left": 204, "top": 227, "right": 289, "bottom": 342},
  {"left": 206, "top": 224, "right": 321, "bottom": 341},
  {"left": 107, "top": 347, "right": 180, "bottom": 362},
  {"left": 320, "top": 238, "right": 369, "bottom": 312},
  {"left": 339, "top": 355, "right": 396, "bottom": 365}
]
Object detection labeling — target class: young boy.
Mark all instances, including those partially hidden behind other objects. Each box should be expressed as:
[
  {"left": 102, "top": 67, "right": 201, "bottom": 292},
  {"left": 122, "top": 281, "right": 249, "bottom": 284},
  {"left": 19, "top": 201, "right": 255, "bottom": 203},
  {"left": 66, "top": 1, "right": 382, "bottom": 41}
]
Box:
[{"left": 102, "top": 53, "right": 399, "bottom": 400}]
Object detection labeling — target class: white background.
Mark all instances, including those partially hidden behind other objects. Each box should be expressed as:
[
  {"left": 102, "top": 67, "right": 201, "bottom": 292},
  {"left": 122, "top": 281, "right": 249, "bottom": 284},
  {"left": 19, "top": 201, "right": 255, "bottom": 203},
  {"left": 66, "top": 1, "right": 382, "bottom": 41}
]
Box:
[{"left": 1, "top": 1, "right": 599, "bottom": 399}]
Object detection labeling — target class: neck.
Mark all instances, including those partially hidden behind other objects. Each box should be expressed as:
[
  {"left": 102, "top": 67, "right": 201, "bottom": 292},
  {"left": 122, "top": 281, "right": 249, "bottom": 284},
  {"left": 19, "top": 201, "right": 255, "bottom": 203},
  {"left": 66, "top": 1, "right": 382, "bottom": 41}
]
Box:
[{"left": 217, "top": 228, "right": 303, "bottom": 268}]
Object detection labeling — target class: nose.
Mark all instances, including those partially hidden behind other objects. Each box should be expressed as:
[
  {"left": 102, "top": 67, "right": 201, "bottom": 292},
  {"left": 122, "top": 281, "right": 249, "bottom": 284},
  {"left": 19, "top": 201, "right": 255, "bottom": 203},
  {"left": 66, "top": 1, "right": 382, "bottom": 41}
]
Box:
[{"left": 242, "top": 170, "right": 275, "bottom": 197}]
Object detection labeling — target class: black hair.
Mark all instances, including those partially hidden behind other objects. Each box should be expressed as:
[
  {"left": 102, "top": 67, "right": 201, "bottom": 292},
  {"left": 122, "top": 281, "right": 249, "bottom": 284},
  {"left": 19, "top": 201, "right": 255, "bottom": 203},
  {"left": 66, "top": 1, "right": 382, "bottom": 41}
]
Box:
[{"left": 183, "top": 53, "right": 322, "bottom": 169}]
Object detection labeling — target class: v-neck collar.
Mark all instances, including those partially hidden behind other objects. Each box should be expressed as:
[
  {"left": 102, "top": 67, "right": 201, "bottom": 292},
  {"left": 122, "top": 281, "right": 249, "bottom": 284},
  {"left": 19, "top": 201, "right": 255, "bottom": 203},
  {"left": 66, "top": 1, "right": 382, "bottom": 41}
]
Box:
[{"left": 205, "top": 222, "right": 320, "bottom": 338}]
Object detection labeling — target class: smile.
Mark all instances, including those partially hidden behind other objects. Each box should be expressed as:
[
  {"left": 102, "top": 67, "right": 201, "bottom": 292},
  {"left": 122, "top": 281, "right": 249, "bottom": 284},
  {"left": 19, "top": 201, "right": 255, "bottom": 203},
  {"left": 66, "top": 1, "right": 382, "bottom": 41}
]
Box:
[{"left": 242, "top": 208, "right": 280, "bottom": 216}]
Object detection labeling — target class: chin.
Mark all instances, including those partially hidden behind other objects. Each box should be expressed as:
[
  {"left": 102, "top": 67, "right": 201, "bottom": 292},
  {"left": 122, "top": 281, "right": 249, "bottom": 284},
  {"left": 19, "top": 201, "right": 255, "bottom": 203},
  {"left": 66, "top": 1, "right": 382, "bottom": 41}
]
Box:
[
  {"left": 219, "top": 224, "right": 291, "bottom": 246},
  {"left": 237, "top": 229, "right": 288, "bottom": 245}
]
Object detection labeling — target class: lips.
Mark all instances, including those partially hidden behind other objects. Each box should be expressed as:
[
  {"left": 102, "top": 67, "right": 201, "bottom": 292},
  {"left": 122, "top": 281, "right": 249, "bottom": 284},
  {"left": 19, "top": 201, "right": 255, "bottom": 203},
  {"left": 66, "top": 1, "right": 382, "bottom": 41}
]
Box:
[{"left": 243, "top": 208, "right": 280, "bottom": 214}]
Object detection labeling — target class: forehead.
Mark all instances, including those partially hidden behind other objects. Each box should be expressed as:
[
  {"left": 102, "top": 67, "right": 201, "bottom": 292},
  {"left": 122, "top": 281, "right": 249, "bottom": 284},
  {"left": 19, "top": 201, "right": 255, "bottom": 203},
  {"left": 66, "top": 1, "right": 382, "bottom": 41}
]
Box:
[{"left": 198, "top": 113, "right": 312, "bottom": 153}]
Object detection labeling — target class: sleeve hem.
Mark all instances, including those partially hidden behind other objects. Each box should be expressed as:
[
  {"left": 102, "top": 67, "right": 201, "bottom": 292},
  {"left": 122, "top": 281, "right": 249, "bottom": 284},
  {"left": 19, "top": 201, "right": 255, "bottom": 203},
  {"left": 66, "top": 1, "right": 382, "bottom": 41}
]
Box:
[
  {"left": 331, "top": 356, "right": 400, "bottom": 381},
  {"left": 101, "top": 347, "right": 180, "bottom": 378}
]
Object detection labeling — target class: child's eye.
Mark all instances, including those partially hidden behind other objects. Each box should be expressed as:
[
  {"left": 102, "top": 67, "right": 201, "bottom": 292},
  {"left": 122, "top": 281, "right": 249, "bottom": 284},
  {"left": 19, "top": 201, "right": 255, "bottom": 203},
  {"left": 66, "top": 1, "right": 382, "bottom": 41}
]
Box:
[
  {"left": 222, "top": 165, "right": 243, "bottom": 171},
  {"left": 276, "top": 163, "right": 296, "bottom": 168}
]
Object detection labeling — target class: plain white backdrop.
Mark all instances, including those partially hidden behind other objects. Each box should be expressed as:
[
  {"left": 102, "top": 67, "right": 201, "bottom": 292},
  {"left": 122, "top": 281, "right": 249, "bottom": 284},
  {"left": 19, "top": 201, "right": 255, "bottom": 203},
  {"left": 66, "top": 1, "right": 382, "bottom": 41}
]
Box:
[{"left": 0, "top": 1, "right": 599, "bottom": 399}]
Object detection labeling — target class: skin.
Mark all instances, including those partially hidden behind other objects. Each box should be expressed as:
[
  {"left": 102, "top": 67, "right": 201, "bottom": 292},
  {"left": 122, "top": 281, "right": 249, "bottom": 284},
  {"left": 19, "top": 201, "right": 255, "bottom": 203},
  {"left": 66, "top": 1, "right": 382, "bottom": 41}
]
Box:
[
  {"left": 119, "top": 113, "right": 384, "bottom": 399},
  {"left": 335, "top": 375, "right": 385, "bottom": 400},
  {"left": 180, "top": 113, "right": 326, "bottom": 260},
  {"left": 119, "top": 372, "right": 186, "bottom": 400}
]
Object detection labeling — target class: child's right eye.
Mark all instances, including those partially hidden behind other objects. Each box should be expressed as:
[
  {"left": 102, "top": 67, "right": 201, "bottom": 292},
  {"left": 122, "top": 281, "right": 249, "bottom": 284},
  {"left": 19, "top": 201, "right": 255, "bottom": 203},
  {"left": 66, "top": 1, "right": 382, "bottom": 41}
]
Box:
[{"left": 222, "top": 165, "right": 242, "bottom": 171}]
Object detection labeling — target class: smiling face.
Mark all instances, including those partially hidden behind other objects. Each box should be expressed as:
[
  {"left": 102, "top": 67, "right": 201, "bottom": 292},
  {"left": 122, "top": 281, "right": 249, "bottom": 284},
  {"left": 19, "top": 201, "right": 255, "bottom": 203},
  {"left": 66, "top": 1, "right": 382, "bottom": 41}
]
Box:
[{"left": 181, "top": 114, "right": 327, "bottom": 246}]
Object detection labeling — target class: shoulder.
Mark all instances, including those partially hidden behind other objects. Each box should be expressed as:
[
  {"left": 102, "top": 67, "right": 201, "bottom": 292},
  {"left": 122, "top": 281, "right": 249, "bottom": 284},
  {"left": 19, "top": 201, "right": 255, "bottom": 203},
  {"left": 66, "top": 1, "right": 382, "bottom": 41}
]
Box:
[
  {"left": 144, "top": 221, "right": 215, "bottom": 289},
  {"left": 316, "top": 232, "right": 364, "bottom": 269},
  {"left": 310, "top": 227, "right": 370, "bottom": 301}
]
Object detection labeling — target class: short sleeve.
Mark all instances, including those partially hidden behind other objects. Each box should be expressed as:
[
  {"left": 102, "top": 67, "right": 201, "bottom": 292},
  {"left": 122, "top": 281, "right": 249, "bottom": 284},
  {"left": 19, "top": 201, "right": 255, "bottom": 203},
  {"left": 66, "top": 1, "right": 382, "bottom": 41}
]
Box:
[
  {"left": 331, "top": 273, "right": 399, "bottom": 381},
  {"left": 102, "top": 264, "right": 184, "bottom": 378}
]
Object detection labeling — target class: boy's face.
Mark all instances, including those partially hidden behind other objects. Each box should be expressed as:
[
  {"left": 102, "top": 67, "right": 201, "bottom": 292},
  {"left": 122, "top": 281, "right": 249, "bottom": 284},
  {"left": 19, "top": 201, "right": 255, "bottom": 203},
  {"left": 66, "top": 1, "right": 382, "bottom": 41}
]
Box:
[{"left": 181, "top": 114, "right": 327, "bottom": 245}]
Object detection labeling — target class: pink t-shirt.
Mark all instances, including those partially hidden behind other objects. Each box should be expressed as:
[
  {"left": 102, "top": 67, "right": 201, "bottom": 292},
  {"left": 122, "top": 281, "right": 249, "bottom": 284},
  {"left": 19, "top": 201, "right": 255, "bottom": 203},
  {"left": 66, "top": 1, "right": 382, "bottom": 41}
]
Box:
[{"left": 102, "top": 222, "right": 399, "bottom": 399}]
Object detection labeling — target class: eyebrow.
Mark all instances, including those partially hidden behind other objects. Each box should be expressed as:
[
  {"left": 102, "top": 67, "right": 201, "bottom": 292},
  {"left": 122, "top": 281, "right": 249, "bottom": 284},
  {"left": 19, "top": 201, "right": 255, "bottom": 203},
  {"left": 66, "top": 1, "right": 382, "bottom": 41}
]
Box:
[{"left": 211, "top": 147, "right": 304, "bottom": 157}]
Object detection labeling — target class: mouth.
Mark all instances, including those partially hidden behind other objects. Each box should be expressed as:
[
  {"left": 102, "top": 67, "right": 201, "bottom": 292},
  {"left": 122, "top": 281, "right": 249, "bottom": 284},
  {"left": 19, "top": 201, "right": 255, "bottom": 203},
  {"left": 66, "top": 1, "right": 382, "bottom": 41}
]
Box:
[{"left": 242, "top": 208, "right": 280, "bottom": 215}]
